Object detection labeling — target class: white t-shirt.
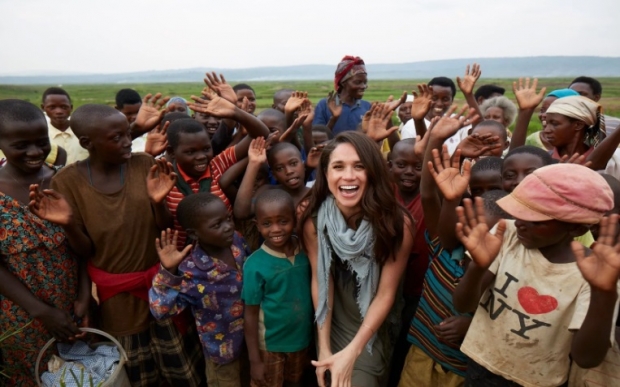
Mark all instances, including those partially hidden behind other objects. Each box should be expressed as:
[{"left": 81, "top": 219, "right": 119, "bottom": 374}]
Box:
[
  {"left": 400, "top": 118, "right": 470, "bottom": 155},
  {"left": 460, "top": 220, "right": 614, "bottom": 387}
]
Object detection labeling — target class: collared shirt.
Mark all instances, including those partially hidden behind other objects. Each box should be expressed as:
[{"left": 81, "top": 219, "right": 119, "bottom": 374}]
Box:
[
  {"left": 47, "top": 117, "right": 89, "bottom": 165},
  {"left": 149, "top": 233, "right": 251, "bottom": 364},
  {"left": 313, "top": 98, "right": 372, "bottom": 135},
  {"left": 166, "top": 147, "right": 237, "bottom": 248}
]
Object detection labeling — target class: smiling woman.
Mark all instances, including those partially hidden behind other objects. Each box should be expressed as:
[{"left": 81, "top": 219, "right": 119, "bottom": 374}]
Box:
[
  {"left": 312, "top": 56, "right": 372, "bottom": 135},
  {"left": 300, "top": 131, "right": 414, "bottom": 387}
]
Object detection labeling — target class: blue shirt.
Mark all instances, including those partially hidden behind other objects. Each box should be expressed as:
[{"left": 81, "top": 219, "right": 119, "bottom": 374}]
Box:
[{"left": 312, "top": 98, "right": 371, "bottom": 135}]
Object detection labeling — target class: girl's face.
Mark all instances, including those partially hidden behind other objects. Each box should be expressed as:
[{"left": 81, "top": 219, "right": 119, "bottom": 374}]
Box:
[
  {"left": 542, "top": 113, "right": 582, "bottom": 148},
  {"left": 484, "top": 106, "right": 506, "bottom": 126},
  {"left": 0, "top": 119, "right": 51, "bottom": 174},
  {"left": 501, "top": 153, "right": 545, "bottom": 193},
  {"left": 326, "top": 143, "right": 367, "bottom": 214}
]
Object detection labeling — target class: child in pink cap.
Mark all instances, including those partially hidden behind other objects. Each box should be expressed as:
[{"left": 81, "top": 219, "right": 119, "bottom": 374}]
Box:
[{"left": 452, "top": 163, "right": 620, "bottom": 387}]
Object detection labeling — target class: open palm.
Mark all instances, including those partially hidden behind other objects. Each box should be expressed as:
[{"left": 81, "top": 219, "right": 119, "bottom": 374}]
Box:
[
  {"left": 204, "top": 72, "right": 237, "bottom": 104},
  {"left": 146, "top": 159, "right": 177, "bottom": 204},
  {"left": 156, "top": 229, "right": 192, "bottom": 272},
  {"left": 135, "top": 93, "right": 169, "bottom": 133},
  {"left": 428, "top": 147, "right": 470, "bottom": 200},
  {"left": 411, "top": 84, "right": 433, "bottom": 120},
  {"left": 28, "top": 185, "right": 73, "bottom": 226},
  {"left": 456, "top": 63, "right": 481, "bottom": 95},
  {"left": 190, "top": 93, "right": 237, "bottom": 119},
  {"left": 513, "top": 78, "right": 546, "bottom": 110}
]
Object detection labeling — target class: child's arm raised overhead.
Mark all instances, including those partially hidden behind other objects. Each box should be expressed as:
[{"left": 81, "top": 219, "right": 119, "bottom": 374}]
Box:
[
  {"left": 509, "top": 78, "right": 546, "bottom": 151},
  {"left": 233, "top": 138, "right": 267, "bottom": 220},
  {"left": 219, "top": 158, "right": 248, "bottom": 204},
  {"left": 300, "top": 99, "right": 316, "bottom": 155},
  {"left": 570, "top": 215, "right": 620, "bottom": 368},
  {"left": 411, "top": 84, "right": 434, "bottom": 138},
  {"left": 149, "top": 229, "right": 194, "bottom": 319},
  {"left": 188, "top": 91, "right": 270, "bottom": 160},
  {"left": 452, "top": 198, "right": 506, "bottom": 313},
  {"left": 131, "top": 93, "right": 170, "bottom": 139},
  {"left": 284, "top": 91, "right": 308, "bottom": 127},
  {"left": 456, "top": 64, "right": 484, "bottom": 127},
  {"left": 29, "top": 184, "right": 94, "bottom": 258},
  {"left": 146, "top": 159, "right": 177, "bottom": 230}
]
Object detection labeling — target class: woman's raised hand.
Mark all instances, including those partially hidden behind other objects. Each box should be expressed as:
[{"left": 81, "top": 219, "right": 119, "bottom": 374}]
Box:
[{"left": 513, "top": 78, "right": 546, "bottom": 110}]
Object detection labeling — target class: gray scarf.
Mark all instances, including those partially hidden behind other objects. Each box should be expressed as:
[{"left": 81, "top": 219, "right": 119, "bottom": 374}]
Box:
[{"left": 316, "top": 195, "right": 379, "bottom": 353}]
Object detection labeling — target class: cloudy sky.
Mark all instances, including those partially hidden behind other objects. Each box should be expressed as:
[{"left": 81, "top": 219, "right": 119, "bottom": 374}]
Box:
[{"left": 0, "top": 0, "right": 618, "bottom": 75}]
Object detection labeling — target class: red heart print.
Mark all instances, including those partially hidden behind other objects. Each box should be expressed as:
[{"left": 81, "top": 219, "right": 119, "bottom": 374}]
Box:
[{"left": 517, "top": 286, "right": 558, "bottom": 314}]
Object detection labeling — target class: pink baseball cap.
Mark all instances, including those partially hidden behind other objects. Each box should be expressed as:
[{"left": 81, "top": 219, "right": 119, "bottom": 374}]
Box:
[{"left": 497, "top": 164, "right": 613, "bottom": 224}]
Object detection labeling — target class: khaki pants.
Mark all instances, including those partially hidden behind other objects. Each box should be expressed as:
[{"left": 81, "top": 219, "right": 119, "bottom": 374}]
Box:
[
  {"left": 398, "top": 345, "right": 464, "bottom": 387},
  {"left": 206, "top": 358, "right": 241, "bottom": 387}
]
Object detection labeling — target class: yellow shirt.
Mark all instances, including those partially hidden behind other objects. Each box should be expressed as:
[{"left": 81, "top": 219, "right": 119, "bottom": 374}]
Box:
[{"left": 47, "top": 117, "right": 89, "bottom": 165}]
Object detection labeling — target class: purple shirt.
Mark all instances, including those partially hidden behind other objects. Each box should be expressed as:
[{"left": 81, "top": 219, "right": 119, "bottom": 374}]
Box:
[{"left": 149, "top": 232, "right": 250, "bottom": 364}]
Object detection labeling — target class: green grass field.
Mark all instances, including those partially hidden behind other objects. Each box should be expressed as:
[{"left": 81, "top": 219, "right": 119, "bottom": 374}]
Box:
[{"left": 2, "top": 78, "right": 620, "bottom": 134}]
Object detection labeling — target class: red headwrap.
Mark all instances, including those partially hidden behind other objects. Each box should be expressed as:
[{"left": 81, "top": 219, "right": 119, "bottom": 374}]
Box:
[{"left": 334, "top": 56, "right": 366, "bottom": 91}]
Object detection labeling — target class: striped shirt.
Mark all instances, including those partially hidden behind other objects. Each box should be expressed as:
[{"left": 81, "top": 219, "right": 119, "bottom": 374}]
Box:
[
  {"left": 166, "top": 147, "right": 237, "bottom": 248},
  {"left": 407, "top": 231, "right": 472, "bottom": 376}
]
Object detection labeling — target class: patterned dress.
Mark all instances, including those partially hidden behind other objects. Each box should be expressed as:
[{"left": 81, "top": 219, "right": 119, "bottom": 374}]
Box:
[{"left": 0, "top": 193, "right": 78, "bottom": 386}]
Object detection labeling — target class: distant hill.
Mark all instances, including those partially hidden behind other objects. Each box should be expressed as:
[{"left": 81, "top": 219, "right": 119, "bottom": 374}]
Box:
[{"left": 2, "top": 56, "right": 619, "bottom": 85}]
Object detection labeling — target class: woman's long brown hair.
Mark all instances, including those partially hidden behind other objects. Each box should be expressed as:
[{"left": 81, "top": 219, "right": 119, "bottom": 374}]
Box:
[{"left": 299, "top": 131, "right": 412, "bottom": 266}]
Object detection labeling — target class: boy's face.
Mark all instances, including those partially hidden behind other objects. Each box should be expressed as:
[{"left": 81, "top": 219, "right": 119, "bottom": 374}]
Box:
[
  {"left": 389, "top": 144, "right": 422, "bottom": 196},
  {"left": 570, "top": 82, "right": 600, "bottom": 102},
  {"left": 398, "top": 102, "right": 412, "bottom": 124},
  {"left": 170, "top": 130, "right": 213, "bottom": 179},
  {"left": 312, "top": 131, "right": 330, "bottom": 145},
  {"left": 190, "top": 201, "right": 235, "bottom": 249},
  {"left": 193, "top": 112, "right": 221, "bottom": 139},
  {"left": 236, "top": 89, "right": 257, "bottom": 114},
  {"left": 255, "top": 201, "right": 295, "bottom": 250},
  {"left": 118, "top": 102, "right": 141, "bottom": 124},
  {"left": 514, "top": 218, "right": 579, "bottom": 249},
  {"left": 42, "top": 94, "right": 72, "bottom": 127},
  {"left": 0, "top": 118, "right": 50, "bottom": 174},
  {"left": 501, "top": 153, "right": 545, "bottom": 193},
  {"left": 272, "top": 91, "right": 292, "bottom": 113},
  {"left": 471, "top": 125, "right": 508, "bottom": 156},
  {"left": 270, "top": 148, "right": 305, "bottom": 190},
  {"left": 427, "top": 85, "right": 453, "bottom": 120},
  {"left": 86, "top": 113, "right": 132, "bottom": 164},
  {"left": 469, "top": 170, "right": 502, "bottom": 198}
]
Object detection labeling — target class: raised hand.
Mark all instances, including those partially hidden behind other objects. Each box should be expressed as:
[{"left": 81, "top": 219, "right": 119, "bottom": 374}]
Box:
[
  {"left": 307, "top": 144, "right": 326, "bottom": 170},
  {"left": 411, "top": 84, "right": 433, "bottom": 120},
  {"left": 146, "top": 159, "right": 177, "bottom": 204},
  {"left": 275, "top": 114, "right": 308, "bottom": 144},
  {"left": 134, "top": 93, "right": 170, "bottom": 134},
  {"left": 559, "top": 152, "right": 594, "bottom": 168},
  {"left": 28, "top": 184, "right": 73, "bottom": 226},
  {"left": 455, "top": 197, "right": 506, "bottom": 270},
  {"left": 327, "top": 91, "right": 342, "bottom": 118},
  {"left": 456, "top": 63, "right": 481, "bottom": 95},
  {"left": 430, "top": 105, "right": 478, "bottom": 141},
  {"left": 361, "top": 102, "right": 377, "bottom": 133},
  {"left": 513, "top": 78, "right": 546, "bottom": 110},
  {"left": 457, "top": 133, "right": 503, "bottom": 159},
  {"left": 366, "top": 103, "right": 399, "bottom": 142},
  {"left": 145, "top": 121, "right": 170, "bottom": 157},
  {"left": 156, "top": 228, "right": 193, "bottom": 273},
  {"left": 572, "top": 214, "right": 620, "bottom": 292},
  {"left": 189, "top": 92, "right": 238, "bottom": 119},
  {"left": 300, "top": 98, "right": 315, "bottom": 124},
  {"left": 386, "top": 91, "right": 407, "bottom": 111},
  {"left": 248, "top": 137, "right": 267, "bottom": 165},
  {"left": 285, "top": 91, "right": 308, "bottom": 114},
  {"left": 428, "top": 146, "right": 471, "bottom": 200},
  {"left": 204, "top": 72, "right": 237, "bottom": 104}
]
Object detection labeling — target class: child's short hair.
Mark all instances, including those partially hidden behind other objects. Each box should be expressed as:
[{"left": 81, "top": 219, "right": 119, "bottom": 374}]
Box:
[
  {"left": 42, "top": 87, "right": 71, "bottom": 103},
  {"left": 115, "top": 89, "right": 141, "bottom": 108},
  {"left": 503, "top": 146, "right": 554, "bottom": 171},
  {"left": 473, "top": 120, "right": 508, "bottom": 142},
  {"left": 481, "top": 189, "right": 512, "bottom": 219},
  {"left": 428, "top": 77, "right": 456, "bottom": 98},
  {"left": 267, "top": 142, "right": 301, "bottom": 167},
  {"left": 570, "top": 76, "right": 602, "bottom": 96},
  {"left": 388, "top": 138, "right": 416, "bottom": 161},
  {"left": 480, "top": 96, "right": 518, "bottom": 127},
  {"left": 312, "top": 125, "right": 334, "bottom": 140},
  {"left": 471, "top": 156, "right": 503, "bottom": 175},
  {"left": 257, "top": 108, "right": 285, "bottom": 124},
  {"left": 474, "top": 84, "right": 505, "bottom": 101},
  {"left": 167, "top": 118, "right": 206, "bottom": 150},
  {"left": 255, "top": 188, "right": 295, "bottom": 217},
  {"left": 233, "top": 83, "right": 255, "bottom": 94},
  {"left": 177, "top": 192, "right": 222, "bottom": 230},
  {"left": 71, "top": 104, "right": 121, "bottom": 137},
  {"left": 0, "top": 99, "right": 46, "bottom": 134}
]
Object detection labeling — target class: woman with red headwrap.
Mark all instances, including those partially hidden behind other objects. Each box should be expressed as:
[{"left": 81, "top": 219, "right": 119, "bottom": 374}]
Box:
[{"left": 312, "top": 56, "right": 372, "bottom": 135}]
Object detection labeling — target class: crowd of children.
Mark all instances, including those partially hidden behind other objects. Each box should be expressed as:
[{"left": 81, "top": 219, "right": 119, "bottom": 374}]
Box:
[{"left": 2, "top": 55, "right": 620, "bottom": 387}]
